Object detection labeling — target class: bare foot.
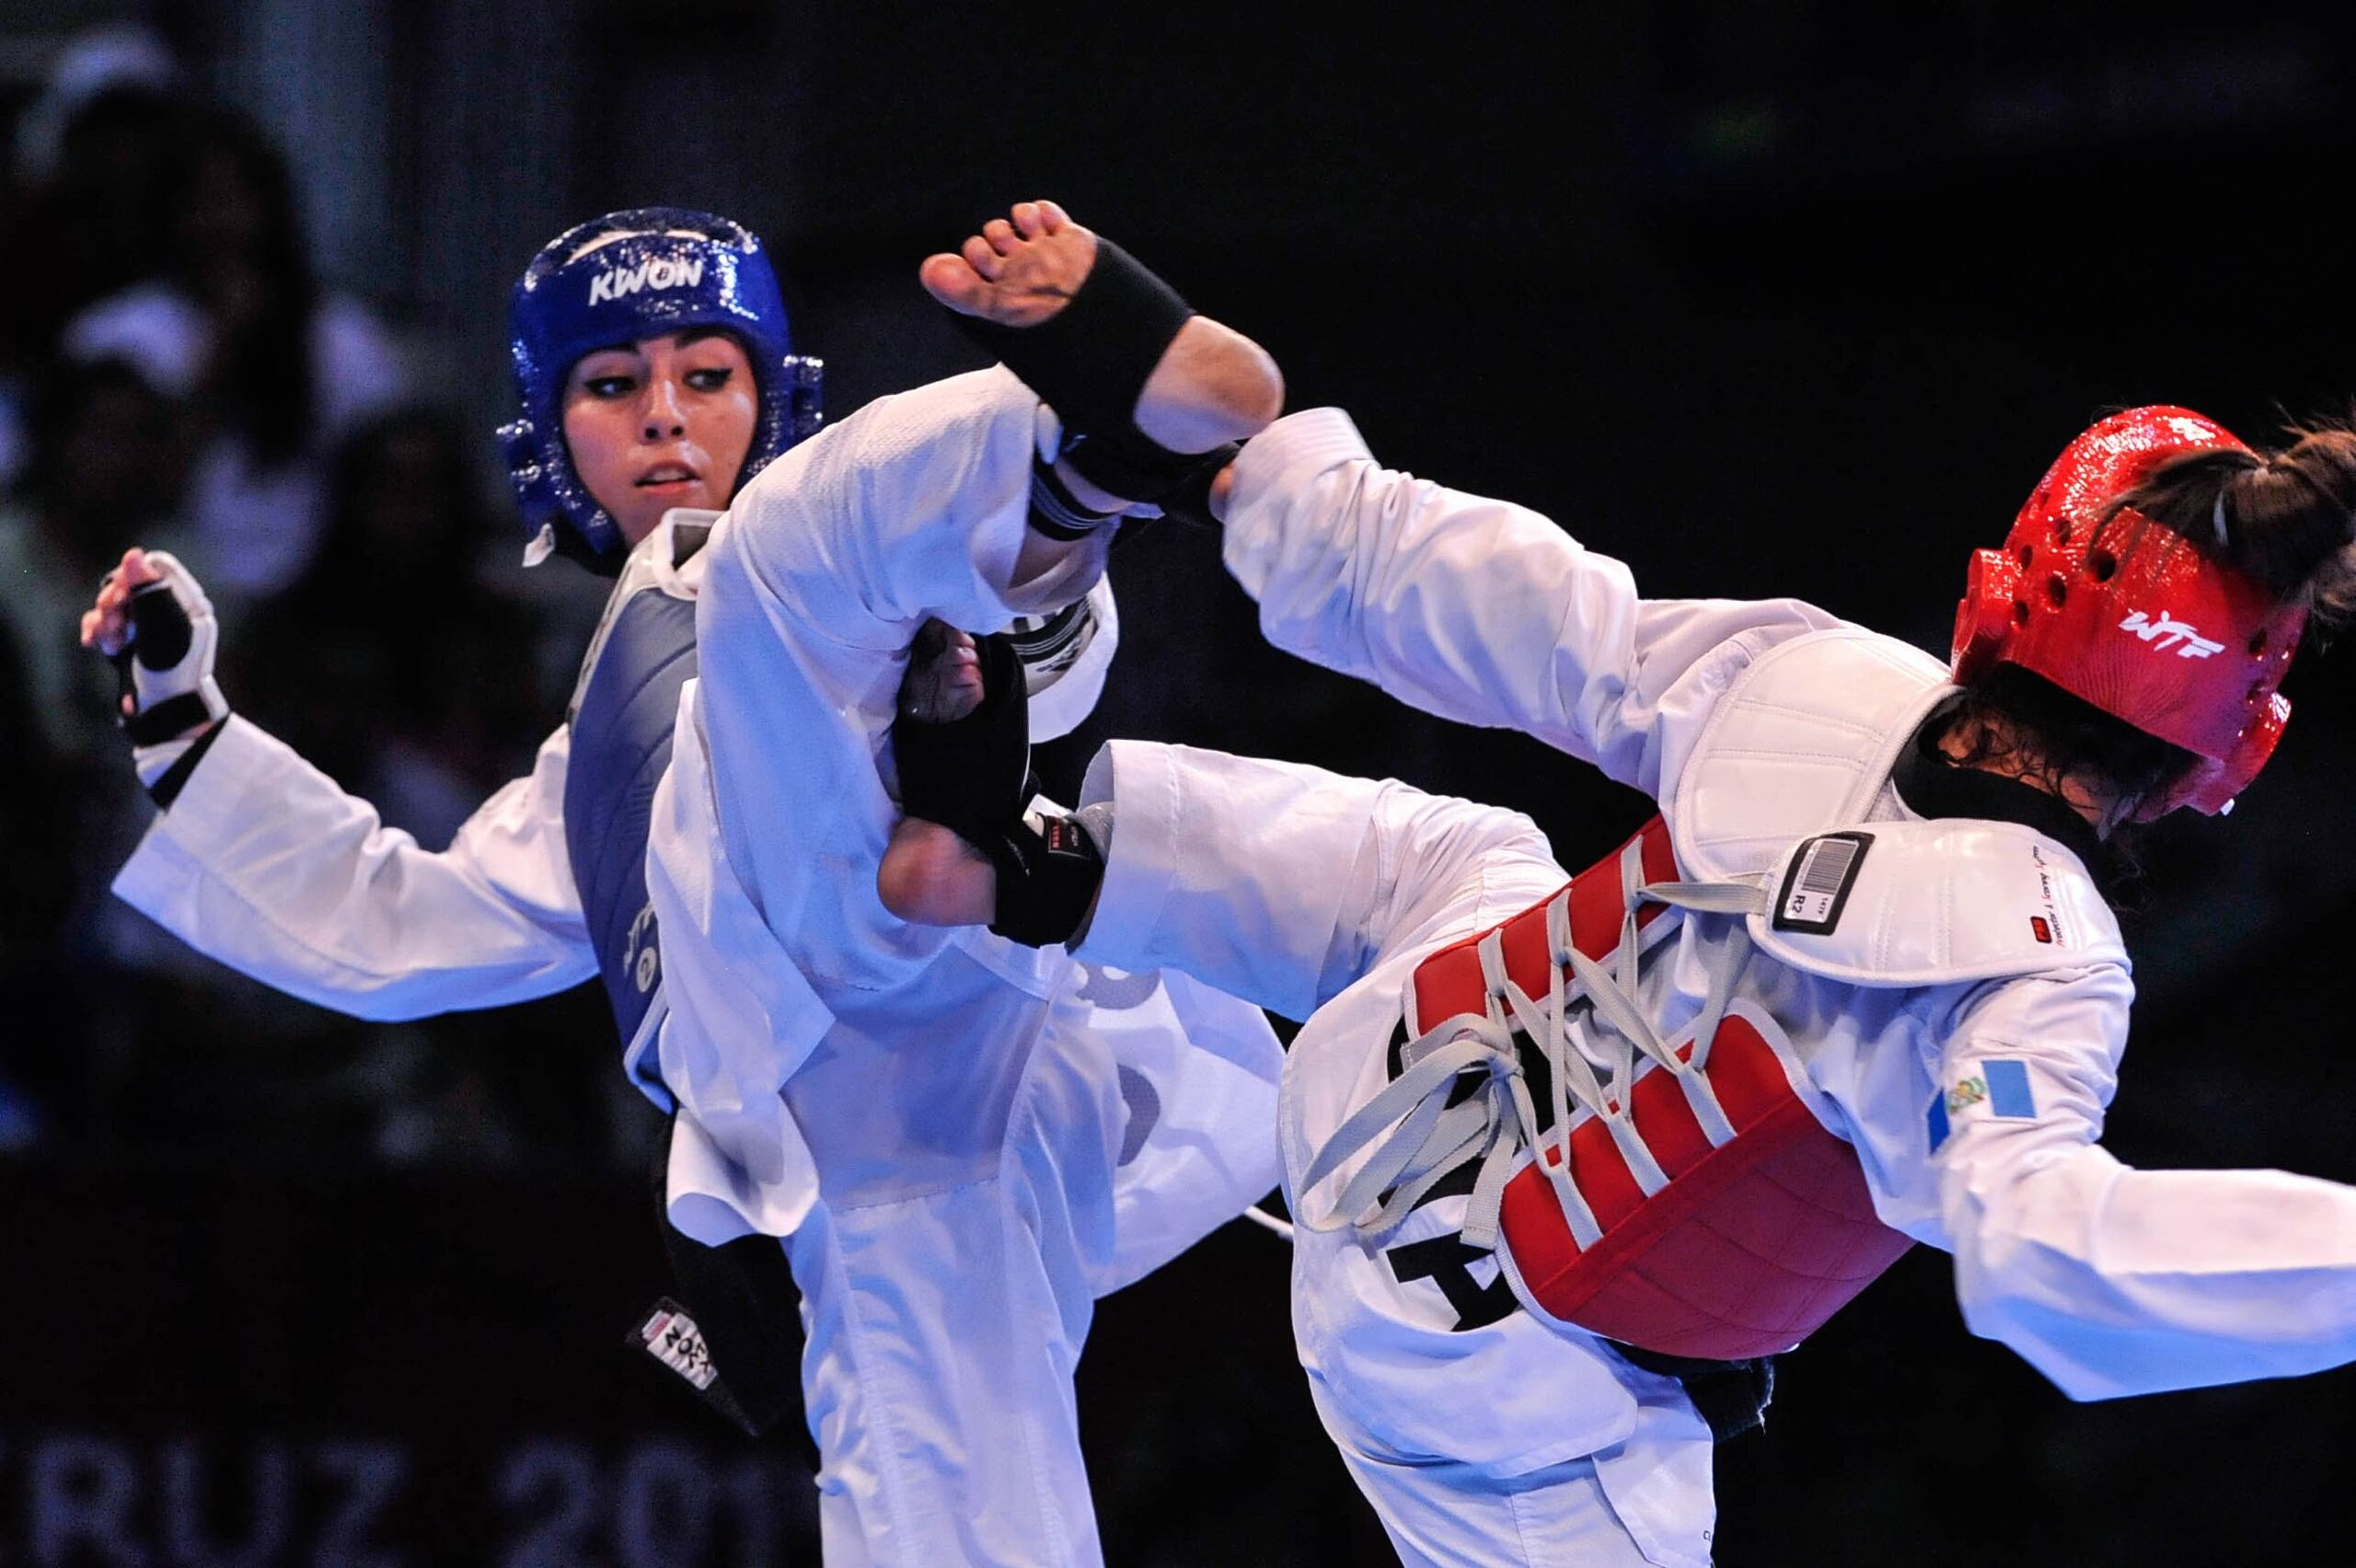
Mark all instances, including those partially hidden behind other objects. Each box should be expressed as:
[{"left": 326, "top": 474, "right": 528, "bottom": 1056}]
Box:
[
  {"left": 919, "top": 199, "right": 1094, "bottom": 328},
  {"left": 920, "top": 199, "right": 1283, "bottom": 479},
  {"left": 877, "top": 818, "right": 998, "bottom": 927},
  {"left": 900, "top": 618, "right": 986, "bottom": 723}
]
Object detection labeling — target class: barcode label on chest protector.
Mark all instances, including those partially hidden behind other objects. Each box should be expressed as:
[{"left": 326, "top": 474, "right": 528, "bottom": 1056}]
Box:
[{"left": 1773, "top": 831, "right": 1874, "bottom": 934}]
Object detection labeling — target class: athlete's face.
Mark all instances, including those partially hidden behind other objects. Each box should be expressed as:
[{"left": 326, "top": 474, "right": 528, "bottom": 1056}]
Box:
[{"left": 561, "top": 329, "right": 756, "bottom": 546}]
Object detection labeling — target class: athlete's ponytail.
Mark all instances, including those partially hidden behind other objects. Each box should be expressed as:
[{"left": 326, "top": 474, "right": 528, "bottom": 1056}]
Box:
[{"left": 2105, "top": 416, "right": 2356, "bottom": 626}]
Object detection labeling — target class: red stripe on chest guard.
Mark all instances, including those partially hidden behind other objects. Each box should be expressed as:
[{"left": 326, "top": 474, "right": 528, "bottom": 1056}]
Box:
[
  {"left": 1410, "top": 818, "right": 1679, "bottom": 1036},
  {"left": 1405, "top": 817, "right": 1913, "bottom": 1361}
]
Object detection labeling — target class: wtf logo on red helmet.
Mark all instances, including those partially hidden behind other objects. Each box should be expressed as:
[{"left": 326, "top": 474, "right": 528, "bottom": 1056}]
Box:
[{"left": 2117, "top": 610, "right": 2225, "bottom": 659}]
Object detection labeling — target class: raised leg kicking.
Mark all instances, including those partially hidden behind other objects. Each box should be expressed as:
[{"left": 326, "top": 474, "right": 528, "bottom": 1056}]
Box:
[{"left": 638, "top": 200, "right": 1289, "bottom": 1566}]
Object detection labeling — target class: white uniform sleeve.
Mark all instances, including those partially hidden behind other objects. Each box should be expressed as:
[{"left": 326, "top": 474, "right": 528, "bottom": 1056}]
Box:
[
  {"left": 1071, "top": 740, "right": 1560, "bottom": 1021},
  {"left": 707, "top": 364, "right": 1106, "bottom": 656},
  {"left": 1222, "top": 409, "right": 1842, "bottom": 795},
  {"left": 110, "top": 715, "right": 595, "bottom": 1020},
  {"left": 1926, "top": 968, "right": 2356, "bottom": 1400}
]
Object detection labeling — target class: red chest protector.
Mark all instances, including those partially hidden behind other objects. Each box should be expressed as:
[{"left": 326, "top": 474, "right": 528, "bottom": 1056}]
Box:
[{"left": 1404, "top": 817, "right": 1913, "bottom": 1361}]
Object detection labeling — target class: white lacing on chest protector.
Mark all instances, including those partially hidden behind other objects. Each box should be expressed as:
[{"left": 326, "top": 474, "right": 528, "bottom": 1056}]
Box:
[{"left": 1300, "top": 849, "right": 1766, "bottom": 1253}]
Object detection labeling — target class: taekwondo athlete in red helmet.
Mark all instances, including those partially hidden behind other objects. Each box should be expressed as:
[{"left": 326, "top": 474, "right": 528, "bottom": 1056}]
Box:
[{"left": 892, "top": 397, "right": 2356, "bottom": 1567}]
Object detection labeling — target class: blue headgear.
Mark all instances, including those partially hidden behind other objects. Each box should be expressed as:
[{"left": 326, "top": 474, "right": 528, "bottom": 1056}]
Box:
[{"left": 500, "top": 207, "right": 824, "bottom": 564}]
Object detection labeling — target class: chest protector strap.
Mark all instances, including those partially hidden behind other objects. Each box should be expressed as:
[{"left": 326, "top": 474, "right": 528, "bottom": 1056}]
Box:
[
  {"left": 564, "top": 520, "right": 714, "bottom": 1106},
  {"left": 1300, "top": 817, "right": 1914, "bottom": 1361}
]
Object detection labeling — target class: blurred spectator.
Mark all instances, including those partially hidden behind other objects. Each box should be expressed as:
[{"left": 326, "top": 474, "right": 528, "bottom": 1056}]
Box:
[
  {"left": 0, "top": 354, "right": 192, "bottom": 761},
  {"left": 0, "top": 349, "right": 190, "bottom": 1149},
  {"left": 60, "top": 102, "right": 411, "bottom": 603},
  {"left": 0, "top": 79, "right": 190, "bottom": 489},
  {"left": 0, "top": 618, "right": 77, "bottom": 1148},
  {"left": 8, "top": 24, "right": 181, "bottom": 192},
  {"left": 233, "top": 405, "right": 549, "bottom": 846},
  {"left": 216, "top": 406, "right": 611, "bottom": 1170}
]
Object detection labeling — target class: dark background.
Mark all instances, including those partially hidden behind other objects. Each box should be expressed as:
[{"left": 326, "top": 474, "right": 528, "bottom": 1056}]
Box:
[{"left": 5, "top": 3, "right": 2356, "bottom": 1563}]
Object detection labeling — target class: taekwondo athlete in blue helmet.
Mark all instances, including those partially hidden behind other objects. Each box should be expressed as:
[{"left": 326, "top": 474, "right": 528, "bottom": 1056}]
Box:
[
  {"left": 89, "top": 202, "right": 1288, "bottom": 1564},
  {"left": 606, "top": 198, "right": 1286, "bottom": 1568},
  {"left": 88, "top": 208, "right": 834, "bottom": 1432}
]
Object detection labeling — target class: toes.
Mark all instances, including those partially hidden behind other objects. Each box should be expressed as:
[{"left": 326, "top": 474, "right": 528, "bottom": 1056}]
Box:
[
  {"left": 1036, "top": 200, "right": 1069, "bottom": 234},
  {"left": 919, "top": 252, "right": 989, "bottom": 314},
  {"left": 1011, "top": 202, "right": 1045, "bottom": 238},
  {"left": 982, "top": 217, "right": 1019, "bottom": 256},
  {"left": 960, "top": 235, "right": 1005, "bottom": 281}
]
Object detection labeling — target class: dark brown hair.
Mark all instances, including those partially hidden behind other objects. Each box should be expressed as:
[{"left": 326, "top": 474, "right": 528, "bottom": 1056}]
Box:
[
  {"left": 2102, "top": 412, "right": 2356, "bottom": 625},
  {"left": 1940, "top": 411, "right": 2356, "bottom": 826},
  {"left": 1936, "top": 663, "right": 2194, "bottom": 828}
]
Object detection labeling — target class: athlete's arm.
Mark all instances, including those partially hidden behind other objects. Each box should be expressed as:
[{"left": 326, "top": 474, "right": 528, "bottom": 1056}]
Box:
[
  {"left": 113, "top": 719, "right": 595, "bottom": 1020},
  {"left": 1218, "top": 409, "right": 1843, "bottom": 795},
  {"left": 1068, "top": 741, "right": 1564, "bottom": 1022},
  {"left": 1924, "top": 969, "right": 2356, "bottom": 1399}
]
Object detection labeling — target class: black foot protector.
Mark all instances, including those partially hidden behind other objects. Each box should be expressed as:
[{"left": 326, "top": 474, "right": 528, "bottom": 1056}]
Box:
[
  {"left": 890, "top": 630, "right": 1106, "bottom": 946},
  {"left": 894, "top": 630, "right": 1034, "bottom": 848},
  {"left": 983, "top": 809, "right": 1105, "bottom": 948},
  {"left": 948, "top": 238, "right": 1205, "bottom": 502}
]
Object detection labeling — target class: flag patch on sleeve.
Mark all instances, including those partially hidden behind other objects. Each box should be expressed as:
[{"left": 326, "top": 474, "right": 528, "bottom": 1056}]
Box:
[
  {"left": 1981, "top": 1058, "right": 2038, "bottom": 1120},
  {"left": 1929, "top": 1057, "right": 2039, "bottom": 1149}
]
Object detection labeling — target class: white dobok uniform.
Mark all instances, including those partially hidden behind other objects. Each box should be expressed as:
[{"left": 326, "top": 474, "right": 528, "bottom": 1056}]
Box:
[
  {"left": 112, "top": 368, "right": 1285, "bottom": 1568},
  {"left": 1061, "top": 407, "right": 2356, "bottom": 1568}
]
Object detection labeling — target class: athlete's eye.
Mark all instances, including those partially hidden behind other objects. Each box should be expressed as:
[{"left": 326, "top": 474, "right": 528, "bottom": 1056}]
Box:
[
  {"left": 684, "top": 366, "right": 733, "bottom": 393},
  {"left": 583, "top": 375, "right": 636, "bottom": 399}
]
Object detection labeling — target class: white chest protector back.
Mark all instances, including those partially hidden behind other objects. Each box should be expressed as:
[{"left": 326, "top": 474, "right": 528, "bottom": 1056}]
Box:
[{"left": 1306, "top": 628, "right": 2127, "bottom": 1360}]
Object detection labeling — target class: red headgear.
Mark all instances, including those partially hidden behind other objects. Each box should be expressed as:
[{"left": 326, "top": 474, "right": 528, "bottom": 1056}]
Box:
[{"left": 1951, "top": 407, "right": 2304, "bottom": 818}]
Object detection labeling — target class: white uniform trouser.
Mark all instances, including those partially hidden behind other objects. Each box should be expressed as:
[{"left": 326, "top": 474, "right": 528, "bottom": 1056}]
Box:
[
  {"left": 792, "top": 1184, "right": 1096, "bottom": 1567},
  {"left": 1313, "top": 1374, "right": 1715, "bottom": 1568},
  {"left": 782, "top": 979, "right": 1123, "bottom": 1567}
]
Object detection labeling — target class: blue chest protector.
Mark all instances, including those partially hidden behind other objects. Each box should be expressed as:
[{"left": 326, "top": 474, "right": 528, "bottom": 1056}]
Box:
[
  {"left": 563, "top": 542, "right": 704, "bottom": 1108},
  {"left": 556, "top": 526, "right": 807, "bottom": 1438}
]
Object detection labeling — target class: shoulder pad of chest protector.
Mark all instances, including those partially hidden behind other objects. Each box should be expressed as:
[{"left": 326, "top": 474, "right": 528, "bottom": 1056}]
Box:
[
  {"left": 1749, "top": 815, "right": 2125, "bottom": 987},
  {"left": 1666, "top": 626, "right": 1950, "bottom": 882}
]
